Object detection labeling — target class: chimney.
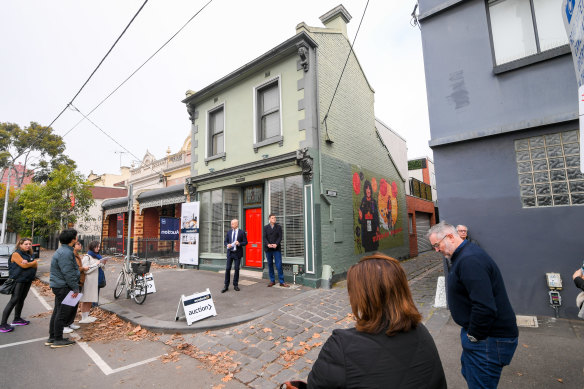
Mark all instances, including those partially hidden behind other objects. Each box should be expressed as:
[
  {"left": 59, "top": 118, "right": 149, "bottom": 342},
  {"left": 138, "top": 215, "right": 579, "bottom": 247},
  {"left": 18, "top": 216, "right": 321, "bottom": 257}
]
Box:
[{"left": 319, "top": 4, "right": 352, "bottom": 38}]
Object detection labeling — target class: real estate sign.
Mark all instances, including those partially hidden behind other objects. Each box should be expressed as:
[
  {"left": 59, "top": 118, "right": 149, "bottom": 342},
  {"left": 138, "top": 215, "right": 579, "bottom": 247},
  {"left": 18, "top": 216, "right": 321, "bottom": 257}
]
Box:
[
  {"left": 562, "top": 0, "right": 584, "bottom": 172},
  {"left": 179, "top": 202, "right": 199, "bottom": 265}
]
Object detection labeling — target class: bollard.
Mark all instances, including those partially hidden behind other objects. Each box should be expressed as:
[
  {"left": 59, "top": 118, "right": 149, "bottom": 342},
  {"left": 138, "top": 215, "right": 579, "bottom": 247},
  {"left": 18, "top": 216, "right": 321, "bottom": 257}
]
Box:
[{"left": 320, "top": 265, "right": 334, "bottom": 289}]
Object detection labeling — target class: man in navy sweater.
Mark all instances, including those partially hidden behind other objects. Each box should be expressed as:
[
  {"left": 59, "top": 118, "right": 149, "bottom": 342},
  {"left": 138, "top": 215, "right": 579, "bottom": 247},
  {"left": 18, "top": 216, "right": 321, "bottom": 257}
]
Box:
[{"left": 428, "top": 221, "right": 518, "bottom": 389}]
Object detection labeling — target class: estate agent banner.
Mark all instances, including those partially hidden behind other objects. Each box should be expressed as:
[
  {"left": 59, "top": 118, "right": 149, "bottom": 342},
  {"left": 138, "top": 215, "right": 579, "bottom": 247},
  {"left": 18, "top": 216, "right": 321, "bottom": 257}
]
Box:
[
  {"left": 160, "top": 217, "right": 179, "bottom": 241},
  {"left": 179, "top": 202, "right": 199, "bottom": 265}
]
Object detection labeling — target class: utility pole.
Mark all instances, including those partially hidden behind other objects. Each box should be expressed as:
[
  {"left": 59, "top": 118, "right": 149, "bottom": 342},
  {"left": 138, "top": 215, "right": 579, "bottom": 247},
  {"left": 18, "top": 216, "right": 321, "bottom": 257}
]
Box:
[
  {"left": 1, "top": 167, "right": 12, "bottom": 244},
  {"left": 114, "top": 151, "right": 128, "bottom": 168},
  {"left": 125, "top": 184, "right": 133, "bottom": 264}
]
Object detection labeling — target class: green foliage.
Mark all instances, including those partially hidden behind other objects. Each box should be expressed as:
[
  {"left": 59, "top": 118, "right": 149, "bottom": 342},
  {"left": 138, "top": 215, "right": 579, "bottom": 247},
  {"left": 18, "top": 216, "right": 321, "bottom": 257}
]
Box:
[
  {"left": 18, "top": 166, "right": 94, "bottom": 237},
  {"left": 408, "top": 159, "right": 423, "bottom": 170},
  {"left": 0, "top": 121, "right": 76, "bottom": 189},
  {"left": 0, "top": 184, "right": 23, "bottom": 233}
]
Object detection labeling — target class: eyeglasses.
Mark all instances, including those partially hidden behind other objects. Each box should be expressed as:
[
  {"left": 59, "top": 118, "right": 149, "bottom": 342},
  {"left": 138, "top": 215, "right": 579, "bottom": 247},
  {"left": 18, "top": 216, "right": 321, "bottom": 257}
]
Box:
[
  {"left": 457, "top": 229, "right": 467, "bottom": 233},
  {"left": 431, "top": 235, "right": 448, "bottom": 249}
]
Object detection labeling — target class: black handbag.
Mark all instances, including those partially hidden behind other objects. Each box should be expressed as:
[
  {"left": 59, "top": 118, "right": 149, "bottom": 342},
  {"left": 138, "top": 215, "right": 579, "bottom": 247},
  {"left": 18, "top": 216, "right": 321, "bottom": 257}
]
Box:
[{"left": 0, "top": 278, "right": 16, "bottom": 295}]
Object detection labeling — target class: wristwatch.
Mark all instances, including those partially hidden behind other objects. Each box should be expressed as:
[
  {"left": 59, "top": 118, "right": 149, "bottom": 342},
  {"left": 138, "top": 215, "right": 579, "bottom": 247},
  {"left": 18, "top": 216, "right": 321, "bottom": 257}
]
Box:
[{"left": 467, "top": 333, "right": 479, "bottom": 343}]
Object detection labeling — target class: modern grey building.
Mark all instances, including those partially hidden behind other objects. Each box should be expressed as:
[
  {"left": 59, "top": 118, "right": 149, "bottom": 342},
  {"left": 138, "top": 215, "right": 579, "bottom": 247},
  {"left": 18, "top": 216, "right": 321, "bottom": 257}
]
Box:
[{"left": 418, "top": 0, "right": 581, "bottom": 317}]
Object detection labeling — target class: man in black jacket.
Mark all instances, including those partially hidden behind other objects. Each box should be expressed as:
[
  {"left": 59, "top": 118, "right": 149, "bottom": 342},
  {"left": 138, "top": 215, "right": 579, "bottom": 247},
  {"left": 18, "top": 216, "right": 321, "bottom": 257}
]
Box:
[
  {"left": 428, "top": 221, "right": 518, "bottom": 389},
  {"left": 222, "top": 219, "right": 247, "bottom": 293},
  {"left": 263, "top": 214, "right": 289, "bottom": 288}
]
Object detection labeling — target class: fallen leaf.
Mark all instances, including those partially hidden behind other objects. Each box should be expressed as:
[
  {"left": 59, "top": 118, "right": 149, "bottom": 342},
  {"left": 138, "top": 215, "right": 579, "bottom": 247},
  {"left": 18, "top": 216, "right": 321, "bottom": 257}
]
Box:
[
  {"left": 286, "top": 336, "right": 293, "bottom": 342},
  {"left": 522, "top": 344, "right": 529, "bottom": 348},
  {"left": 312, "top": 333, "right": 321, "bottom": 338},
  {"left": 263, "top": 327, "right": 272, "bottom": 333},
  {"left": 557, "top": 378, "right": 563, "bottom": 383}
]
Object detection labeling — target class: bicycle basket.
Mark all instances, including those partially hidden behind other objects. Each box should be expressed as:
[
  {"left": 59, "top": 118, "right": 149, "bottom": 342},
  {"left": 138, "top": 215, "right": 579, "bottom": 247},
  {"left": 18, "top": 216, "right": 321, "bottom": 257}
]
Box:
[{"left": 131, "top": 261, "right": 151, "bottom": 274}]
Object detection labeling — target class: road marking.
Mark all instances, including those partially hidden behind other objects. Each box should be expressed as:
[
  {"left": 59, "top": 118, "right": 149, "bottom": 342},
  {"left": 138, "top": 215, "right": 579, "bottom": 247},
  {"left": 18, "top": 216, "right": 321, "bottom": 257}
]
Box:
[
  {"left": 0, "top": 336, "right": 46, "bottom": 349},
  {"left": 31, "top": 285, "right": 52, "bottom": 311},
  {"left": 77, "top": 340, "right": 160, "bottom": 375}
]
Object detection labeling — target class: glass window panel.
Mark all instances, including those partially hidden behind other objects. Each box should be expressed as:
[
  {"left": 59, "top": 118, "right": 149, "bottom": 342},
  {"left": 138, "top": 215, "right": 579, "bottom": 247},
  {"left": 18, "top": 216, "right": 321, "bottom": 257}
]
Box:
[
  {"left": 562, "top": 130, "right": 578, "bottom": 143},
  {"left": 530, "top": 148, "right": 546, "bottom": 160},
  {"left": 515, "top": 139, "right": 529, "bottom": 150},
  {"left": 261, "top": 111, "right": 280, "bottom": 139},
  {"left": 210, "top": 108, "right": 224, "bottom": 134},
  {"left": 535, "top": 184, "right": 551, "bottom": 195},
  {"left": 550, "top": 169, "right": 566, "bottom": 181},
  {"left": 223, "top": 189, "right": 240, "bottom": 222},
  {"left": 545, "top": 133, "right": 561, "bottom": 145},
  {"left": 210, "top": 190, "right": 223, "bottom": 253},
  {"left": 563, "top": 143, "right": 579, "bottom": 155},
  {"left": 571, "top": 193, "right": 584, "bottom": 204},
  {"left": 285, "top": 176, "right": 303, "bottom": 215},
  {"left": 533, "top": 0, "right": 569, "bottom": 51},
  {"left": 531, "top": 159, "right": 548, "bottom": 171},
  {"left": 533, "top": 171, "right": 549, "bottom": 183},
  {"left": 567, "top": 168, "right": 584, "bottom": 180},
  {"left": 285, "top": 216, "right": 304, "bottom": 258},
  {"left": 520, "top": 185, "right": 535, "bottom": 196},
  {"left": 553, "top": 195, "right": 570, "bottom": 205},
  {"left": 269, "top": 179, "right": 284, "bottom": 217},
  {"left": 516, "top": 150, "right": 531, "bottom": 161},
  {"left": 261, "top": 84, "right": 279, "bottom": 113},
  {"left": 518, "top": 174, "right": 533, "bottom": 185},
  {"left": 548, "top": 158, "right": 564, "bottom": 169},
  {"left": 529, "top": 136, "right": 545, "bottom": 148},
  {"left": 518, "top": 161, "right": 532, "bottom": 173},
  {"left": 199, "top": 191, "right": 211, "bottom": 252},
  {"left": 565, "top": 155, "right": 580, "bottom": 168},
  {"left": 546, "top": 146, "right": 563, "bottom": 158},
  {"left": 552, "top": 182, "right": 568, "bottom": 194},
  {"left": 212, "top": 133, "right": 224, "bottom": 155},
  {"left": 489, "top": 0, "right": 537, "bottom": 64},
  {"left": 522, "top": 197, "right": 536, "bottom": 207},
  {"left": 569, "top": 180, "right": 584, "bottom": 193},
  {"left": 537, "top": 196, "right": 552, "bottom": 206}
]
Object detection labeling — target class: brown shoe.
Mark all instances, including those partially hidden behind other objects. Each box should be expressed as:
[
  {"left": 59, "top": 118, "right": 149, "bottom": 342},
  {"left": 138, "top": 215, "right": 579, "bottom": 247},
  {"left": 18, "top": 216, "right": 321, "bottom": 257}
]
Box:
[
  {"left": 267, "top": 282, "right": 275, "bottom": 287},
  {"left": 280, "top": 283, "right": 290, "bottom": 288}
]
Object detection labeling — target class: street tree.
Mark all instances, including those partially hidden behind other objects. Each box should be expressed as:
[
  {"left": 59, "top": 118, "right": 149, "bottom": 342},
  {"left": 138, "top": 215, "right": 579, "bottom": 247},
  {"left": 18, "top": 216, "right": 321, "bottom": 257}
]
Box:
[
  {"left": 0, "top": 184, "right": 23, "bottom": 235},
  {"left": 0, "top": 121, "right": 76, "bottom": 191},
  {"left": 19, "top": 165, "right": 94, "bottom": 237}
]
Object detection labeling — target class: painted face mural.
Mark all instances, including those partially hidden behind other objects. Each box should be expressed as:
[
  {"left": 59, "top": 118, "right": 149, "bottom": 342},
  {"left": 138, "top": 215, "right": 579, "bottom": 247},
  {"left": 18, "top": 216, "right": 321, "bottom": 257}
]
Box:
[{"left": 352, "top": 167, "right": 403, "bottom": 254}]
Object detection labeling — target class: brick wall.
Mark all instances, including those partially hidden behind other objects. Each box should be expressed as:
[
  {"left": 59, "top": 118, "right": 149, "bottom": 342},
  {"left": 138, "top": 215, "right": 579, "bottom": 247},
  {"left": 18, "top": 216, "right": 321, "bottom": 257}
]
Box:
[
  {"left": 310, "top": 30, "right": 409, "bottom": 279},
  {"left": 142, "top": 208, "right": 159, "bottom": 238}
]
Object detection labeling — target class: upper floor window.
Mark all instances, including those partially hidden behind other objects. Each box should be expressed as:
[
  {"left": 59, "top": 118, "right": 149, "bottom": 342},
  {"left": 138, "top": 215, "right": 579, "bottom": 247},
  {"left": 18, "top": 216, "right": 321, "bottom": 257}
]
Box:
[
  {"left": 256, "top": 79, "right": 281, "bottom": 142},
  {"left": 488, "top": 0, "right": 568, "bottom": 65},
  {"left": 208, "top": 105, "right": 224, "bottom": 157}
]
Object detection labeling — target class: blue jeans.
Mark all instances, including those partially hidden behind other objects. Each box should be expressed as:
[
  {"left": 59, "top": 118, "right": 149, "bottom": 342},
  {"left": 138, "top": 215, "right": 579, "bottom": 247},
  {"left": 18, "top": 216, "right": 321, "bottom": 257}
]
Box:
[
  {"left": 265, "top": 250, "right": 284, "bottom": 284},
  {"left": 460, "top": 328, "right": 518, "bottom": 389}
]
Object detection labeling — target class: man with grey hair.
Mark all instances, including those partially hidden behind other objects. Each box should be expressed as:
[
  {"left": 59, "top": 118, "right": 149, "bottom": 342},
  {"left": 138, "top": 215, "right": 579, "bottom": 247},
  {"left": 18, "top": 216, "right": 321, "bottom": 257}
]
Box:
[
  {"left": 222, "top": 219, "right": 247, "bottom": 293},
  {"left": 427, "top": 221, "right": 518, "bottom": 388},
  {"left": 456, "top": 224, "right": 480, "bottom": 247}
]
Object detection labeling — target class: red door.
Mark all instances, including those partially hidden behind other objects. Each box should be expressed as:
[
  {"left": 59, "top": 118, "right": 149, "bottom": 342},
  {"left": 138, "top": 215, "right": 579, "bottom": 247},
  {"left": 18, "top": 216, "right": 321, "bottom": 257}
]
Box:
[{"left": 245, "top": 208, "right": 263, "bottom": 268}]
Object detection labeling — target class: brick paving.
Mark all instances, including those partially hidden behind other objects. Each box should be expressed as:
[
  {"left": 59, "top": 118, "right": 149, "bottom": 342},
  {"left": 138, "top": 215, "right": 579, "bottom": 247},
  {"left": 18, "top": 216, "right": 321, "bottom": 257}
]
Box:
[{"left": 161, "top": 251, "right": 444, "bottom": 388}]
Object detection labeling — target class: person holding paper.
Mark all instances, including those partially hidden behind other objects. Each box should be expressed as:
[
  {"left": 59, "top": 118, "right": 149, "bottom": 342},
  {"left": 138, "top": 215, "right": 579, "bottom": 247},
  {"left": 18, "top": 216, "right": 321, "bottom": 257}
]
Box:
[
  {"left": 222, "top": 219, "right": 247, "bottom": 293},
  {"left": 47, "top": 229, "right": 80, "bottom": 348},
  {"left": 79, "top": 241, "right": 106, "bottom": 323}
]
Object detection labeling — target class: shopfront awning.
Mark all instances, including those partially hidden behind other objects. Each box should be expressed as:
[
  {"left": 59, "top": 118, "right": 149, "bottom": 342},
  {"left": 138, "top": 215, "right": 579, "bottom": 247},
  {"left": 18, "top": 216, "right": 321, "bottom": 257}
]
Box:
[
  {"left": 137, "top": 183, "right": 186, "bottom": 213},
  {"left": 101, "top": 197, "right": 129, "bottom": 217}
]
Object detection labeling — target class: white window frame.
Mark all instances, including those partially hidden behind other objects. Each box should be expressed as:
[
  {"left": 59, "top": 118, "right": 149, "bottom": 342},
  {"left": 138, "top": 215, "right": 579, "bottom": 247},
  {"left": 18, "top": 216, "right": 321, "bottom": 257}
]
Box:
[
  {"left": 205, "top": 103, "right": 226, "bottom": 162},
  {"left": 252, "top": 75, "right": 283, "bottom": 151}
]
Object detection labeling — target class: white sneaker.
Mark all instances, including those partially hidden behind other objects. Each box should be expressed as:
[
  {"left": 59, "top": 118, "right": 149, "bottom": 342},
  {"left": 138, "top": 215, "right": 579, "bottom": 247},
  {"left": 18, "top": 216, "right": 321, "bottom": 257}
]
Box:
[
  {"left": 87, "top": 316, "right": 98, "bottom": 323},
  {"left": 69, "top": 324, "right": 80, "bottom": 330},
  {"left": 63, "top": 326, "right": 74, "bottom": 334},
  {"left": 78, "top": 318, "right": 92, "bottom": 324}
]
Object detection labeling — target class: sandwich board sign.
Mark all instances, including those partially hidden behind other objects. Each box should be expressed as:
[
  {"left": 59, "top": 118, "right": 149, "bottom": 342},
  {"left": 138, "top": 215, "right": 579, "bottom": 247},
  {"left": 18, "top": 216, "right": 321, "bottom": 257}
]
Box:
[
  {"left": 175, "top": 288, "right": 217, "bottom": 325},
  {"left": 136, "top": 273, "right": 156, "bottom": 295}
]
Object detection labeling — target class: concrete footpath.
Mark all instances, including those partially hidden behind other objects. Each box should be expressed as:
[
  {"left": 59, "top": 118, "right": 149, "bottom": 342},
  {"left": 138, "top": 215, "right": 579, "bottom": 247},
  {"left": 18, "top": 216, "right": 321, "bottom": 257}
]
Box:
[{"left": 35, "top": 249, "right": 584, "bottom": 388}]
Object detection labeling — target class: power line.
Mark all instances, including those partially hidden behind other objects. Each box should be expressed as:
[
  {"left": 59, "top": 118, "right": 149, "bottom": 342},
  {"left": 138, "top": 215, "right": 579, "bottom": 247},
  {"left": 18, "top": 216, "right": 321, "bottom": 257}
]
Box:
[
  {"left": 321, "top": 0, "right": 371, "bottom": 137},
  {"left": 64, "top": 0, "right": 214, "bottom": 138},
  {"left": 47, "top": 0, "right": 150, "bottom": 129}
]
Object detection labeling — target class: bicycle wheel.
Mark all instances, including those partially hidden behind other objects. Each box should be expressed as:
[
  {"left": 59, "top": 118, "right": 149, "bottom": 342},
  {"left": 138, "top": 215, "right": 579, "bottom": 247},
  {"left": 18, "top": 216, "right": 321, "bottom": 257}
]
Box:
[
  {"left": 114, "top": 270, "right": 126, "bottom": 299},
  {"left": 132, "top": 274, "right": 148, "bottom": 304}
]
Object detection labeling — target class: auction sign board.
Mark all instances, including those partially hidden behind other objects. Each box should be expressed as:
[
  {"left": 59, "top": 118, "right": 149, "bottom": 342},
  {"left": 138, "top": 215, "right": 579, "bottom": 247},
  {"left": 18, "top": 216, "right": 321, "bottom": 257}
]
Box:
[
  {"left": 179, "top": 202, "right": 199, "bottom": 265},
  {"left": 563, "top": 0, "right": 584, "bottom": 172},
  {"left": 175, "top": 289, "right": 217, "bottom": 325}
]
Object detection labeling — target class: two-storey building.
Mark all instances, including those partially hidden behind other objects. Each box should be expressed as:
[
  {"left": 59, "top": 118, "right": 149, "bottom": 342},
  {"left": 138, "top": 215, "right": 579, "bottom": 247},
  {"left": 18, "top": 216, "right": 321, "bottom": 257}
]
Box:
[
  {"left": 418, "top": 0, "right": 580, "bottom": 316},
  {"left": 183, "top": 5, "right": 409, "bottom": 287}
]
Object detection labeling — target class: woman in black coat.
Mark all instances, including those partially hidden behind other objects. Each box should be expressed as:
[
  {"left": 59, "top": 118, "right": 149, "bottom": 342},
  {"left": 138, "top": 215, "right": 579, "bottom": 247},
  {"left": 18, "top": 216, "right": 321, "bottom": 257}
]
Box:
[
  {"left": 0, "top": 238, "right": 38, "bottom": 333},
  {"left": 307, "top": 253, "right": 446, "bottom": 389}
]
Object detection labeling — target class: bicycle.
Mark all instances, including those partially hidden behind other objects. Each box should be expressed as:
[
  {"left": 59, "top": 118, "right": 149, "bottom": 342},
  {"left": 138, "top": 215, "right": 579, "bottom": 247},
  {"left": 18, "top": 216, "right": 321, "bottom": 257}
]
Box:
[{"left": 113, "top": 260, "right": 151, "bottom": 304}]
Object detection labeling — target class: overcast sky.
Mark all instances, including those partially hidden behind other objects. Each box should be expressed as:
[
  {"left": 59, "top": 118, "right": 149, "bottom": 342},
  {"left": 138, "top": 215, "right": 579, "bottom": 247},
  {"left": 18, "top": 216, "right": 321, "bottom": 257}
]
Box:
[{"left": 0, "top": 0, "right": 431, "bottom": 177}]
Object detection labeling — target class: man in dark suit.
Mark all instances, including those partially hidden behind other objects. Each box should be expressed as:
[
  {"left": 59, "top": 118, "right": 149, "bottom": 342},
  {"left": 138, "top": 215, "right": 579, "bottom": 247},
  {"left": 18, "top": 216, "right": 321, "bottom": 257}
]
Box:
[
  {"left": 222, "top": 219, "right": 247, "bottom": 293},
  {"left": 263, "top": 213, "right": 289, "bottom": 288}
]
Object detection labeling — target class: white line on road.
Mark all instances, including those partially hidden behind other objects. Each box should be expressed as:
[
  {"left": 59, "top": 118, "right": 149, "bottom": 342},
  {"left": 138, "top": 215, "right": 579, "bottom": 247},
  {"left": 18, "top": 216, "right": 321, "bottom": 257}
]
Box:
[
  {"left": 31, "top": 285, "right": 52, "bottom": 311},
  {"left": 0, "top": 336, "right": 46, "bottom": 349},
  {"left": 77, "top": 340, "right": 160, "bottom": 375}
]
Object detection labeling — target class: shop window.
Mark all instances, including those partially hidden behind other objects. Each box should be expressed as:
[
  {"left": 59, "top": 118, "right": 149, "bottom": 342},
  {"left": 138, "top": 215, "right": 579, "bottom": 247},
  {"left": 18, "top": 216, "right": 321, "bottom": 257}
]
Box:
[
  {"left": 268, "top": 175, "right": 304, "bottom": 258},
  {"left": 515, "top": 129, "right": 583, "bottom": 208},
  {"left": 198, "top": 188, "right": 241, "bottom": 253},
  {"left": 488, "top": 0, "right": 568, "bottom": 65}
]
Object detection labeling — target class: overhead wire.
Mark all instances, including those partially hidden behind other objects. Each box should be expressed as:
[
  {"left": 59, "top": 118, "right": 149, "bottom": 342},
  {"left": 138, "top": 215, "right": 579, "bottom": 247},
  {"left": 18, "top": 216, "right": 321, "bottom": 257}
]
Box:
[{"left": 321, "top": 0, "right": 371, "bottom": 141}]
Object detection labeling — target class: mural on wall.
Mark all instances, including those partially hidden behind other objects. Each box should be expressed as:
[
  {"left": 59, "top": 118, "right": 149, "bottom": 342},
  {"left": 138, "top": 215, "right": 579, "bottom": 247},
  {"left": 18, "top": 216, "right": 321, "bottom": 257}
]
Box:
[{"left": 352, "top": 167, "right": 403, "bottom": 253}]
